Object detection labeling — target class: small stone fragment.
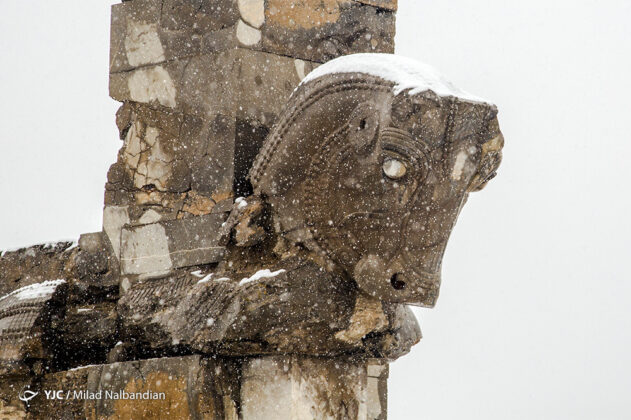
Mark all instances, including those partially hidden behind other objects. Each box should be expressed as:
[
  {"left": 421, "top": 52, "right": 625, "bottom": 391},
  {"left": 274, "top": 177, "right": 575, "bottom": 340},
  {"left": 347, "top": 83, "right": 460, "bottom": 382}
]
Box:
[
  {"left": 236, "top": 20, "right": 262, "bottom": 46},
  {"left": 127, "top": 66, "right": 177, "bottom": 108},
  {"left": 238, "top": 0, "right": 265, "bottom": 28}
]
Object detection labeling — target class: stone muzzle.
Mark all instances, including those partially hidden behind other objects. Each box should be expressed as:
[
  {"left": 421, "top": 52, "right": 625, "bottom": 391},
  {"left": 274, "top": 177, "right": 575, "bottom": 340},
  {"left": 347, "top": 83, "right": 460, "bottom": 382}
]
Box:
[{"left": 354, "top": 253, "right": 441, "bottom": 307}]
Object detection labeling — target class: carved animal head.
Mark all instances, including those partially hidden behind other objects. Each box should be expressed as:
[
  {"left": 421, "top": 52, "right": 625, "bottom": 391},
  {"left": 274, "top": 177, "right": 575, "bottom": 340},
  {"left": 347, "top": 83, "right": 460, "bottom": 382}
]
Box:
[{"left": 247, "top": 54, "right": 503, "bottom": 307}]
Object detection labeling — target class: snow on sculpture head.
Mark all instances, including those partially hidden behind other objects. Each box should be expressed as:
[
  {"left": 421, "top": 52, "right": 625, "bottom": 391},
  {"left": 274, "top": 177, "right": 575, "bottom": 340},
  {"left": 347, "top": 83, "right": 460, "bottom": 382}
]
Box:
[{"left": 249, "top": 54, "right": 504, "bottom": 307}]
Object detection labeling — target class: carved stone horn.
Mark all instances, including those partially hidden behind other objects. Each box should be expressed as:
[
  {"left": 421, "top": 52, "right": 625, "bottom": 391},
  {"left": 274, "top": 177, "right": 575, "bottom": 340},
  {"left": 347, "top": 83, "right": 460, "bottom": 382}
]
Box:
[{"left": 248, "top": 54, "right": 504, "bottom": 307}]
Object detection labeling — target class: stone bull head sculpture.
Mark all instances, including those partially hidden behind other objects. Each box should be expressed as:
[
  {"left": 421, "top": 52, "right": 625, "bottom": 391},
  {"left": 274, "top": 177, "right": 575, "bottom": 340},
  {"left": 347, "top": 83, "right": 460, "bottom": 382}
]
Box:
[{"left": 230, "top": 53, "right": 503, "bottom": 308}]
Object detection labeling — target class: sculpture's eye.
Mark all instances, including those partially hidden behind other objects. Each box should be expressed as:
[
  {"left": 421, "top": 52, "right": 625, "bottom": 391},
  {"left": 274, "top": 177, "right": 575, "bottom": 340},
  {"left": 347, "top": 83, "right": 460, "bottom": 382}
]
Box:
[{"left": 383, "top": 158, "right": 407, "bottom": 180}]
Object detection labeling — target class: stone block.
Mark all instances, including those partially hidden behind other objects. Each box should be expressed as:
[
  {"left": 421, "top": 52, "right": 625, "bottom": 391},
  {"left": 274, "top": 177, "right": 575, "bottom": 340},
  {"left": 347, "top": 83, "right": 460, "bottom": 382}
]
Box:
[
  {"left": 241, "top": 356, "right": 388, "bottom": 420},
  {"left": 0, "top": 278, "right": 67, "bottom": 364},
  {"left": 54, "top": 302, "right": 118, "bottom": 365},
  {"left": 0, "top": 400, "right": 27, "bottom": 419},
  {"left": 0, "top": 240, "right": 121, "bottom": 380},
  {"left": 109, "top": 61, "right": 185, "bottom": 111},
  {"left": 231, "top": 49, "right": 319, "bottom": 123},
  {"left": 0, "top": 242, "right": 74, "bottom": 294},
  {"left": 27, "top": 356, "right": 241, "bottom": 419},
  {"left": 104, "top": 102, "right": 235, "bottom": 234},
  {"left": 107, "top": 49, "right": 317, "bottom": 227},
  {"left": 27, "top": 365, "right": 98, "bottom": 420},
  {"left": 117, "top": 258, "right": 420, "bottom": 359},
  {"left": 260, "top": 0, "right": 395, "bottom": 63},
  {"left": 22, "top": 355, "right": 388, "bottom": 419},
  {"left": 110, "top": 0, "right": 395, "bottom": 73},
  {"left": 73, "top": 232, "right": 115, "bottom": 285},
  {"left": 103, "top": 206, "right": 130, "bottom": 260},
  {"left": 120, "top": 214, "right": 226, "bottom": 275},
  {"left": 116, "top": 109, "right": 187, "bottom": 193},
  {"left": 0, "top": 243, "right": 76, "bottom": 368},
  {"left": 110, "top": 49, "right": 317, "bottom": 123},
  {"left": 110, "top": 0, "right": 240, "bottom": 73},
  {"left": 78, "top": 232, "right": 106, "bottom": 254},
  {"left": 191, "top": 113, "right": 235, "bottom": 196}
]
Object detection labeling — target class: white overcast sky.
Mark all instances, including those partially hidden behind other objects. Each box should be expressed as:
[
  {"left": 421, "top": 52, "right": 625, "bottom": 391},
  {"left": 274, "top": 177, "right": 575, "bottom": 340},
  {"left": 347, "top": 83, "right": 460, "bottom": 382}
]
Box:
[{"left": 1, "top": 1, "right": 630, "bottom": 419}]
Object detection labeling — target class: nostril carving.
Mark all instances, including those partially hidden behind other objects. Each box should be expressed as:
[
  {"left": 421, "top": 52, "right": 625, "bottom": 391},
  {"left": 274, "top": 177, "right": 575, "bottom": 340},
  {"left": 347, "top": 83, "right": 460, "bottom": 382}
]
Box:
[{"left": 390, "top": 273, "right": 406, "bottom": 290}]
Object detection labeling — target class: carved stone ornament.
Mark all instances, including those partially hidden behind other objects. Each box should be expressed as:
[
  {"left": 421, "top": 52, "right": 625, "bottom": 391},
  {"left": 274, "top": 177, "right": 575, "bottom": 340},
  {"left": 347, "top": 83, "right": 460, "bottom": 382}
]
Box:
[
  {"left": 114, "top": 54, "right": 503, "bottom": 360},
  {"left": 244, "top": 53, "right": 504, "bottom": 307},
  {"left": 0, "top": 5, "right": 507, "bottom": 416}
]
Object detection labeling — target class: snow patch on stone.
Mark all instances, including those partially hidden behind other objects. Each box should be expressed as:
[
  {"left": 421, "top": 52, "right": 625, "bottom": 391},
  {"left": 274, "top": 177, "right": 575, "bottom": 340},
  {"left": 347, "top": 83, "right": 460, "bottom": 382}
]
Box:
[
  {"left": 239, "top": 269, "right": 286, "bottom": 286},
  {"left": 197, "top": 274, "right": 213, "bottom": 284},
  {"left": 300, "top": 53, "right": 490, "bottom": 103},
  {"left": 235, "top": 197, "right": 248, "bottom": 209},
  {"left": 0, "top": 279, "right": 66, "bottom": 303},
  {"left": 67, "top": 364, "right": 98, "bottom": 372},
  {"left": 1, "top": 240, "right": 77, "bottom": 257}
]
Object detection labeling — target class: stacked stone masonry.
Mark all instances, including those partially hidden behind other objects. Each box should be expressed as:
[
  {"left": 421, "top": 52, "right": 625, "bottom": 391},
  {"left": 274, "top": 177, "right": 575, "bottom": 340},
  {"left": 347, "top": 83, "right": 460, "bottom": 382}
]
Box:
[
  {"left": 1, "top": 1, "right": 403, "bottom": 419},
  {"left": 105, "top": 0, "right": 396, "bottom": 281},
  {"left": 0, "top": 0, "right": 508, "bottom": 415},
  {"left": 0, "top": 237, "right": 412, "bottom": 419}
]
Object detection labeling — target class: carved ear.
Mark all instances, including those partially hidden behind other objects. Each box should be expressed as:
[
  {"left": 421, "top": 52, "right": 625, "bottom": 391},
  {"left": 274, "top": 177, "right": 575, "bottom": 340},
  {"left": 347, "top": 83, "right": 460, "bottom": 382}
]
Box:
[
  {"left": 346, "top": 102, "right": 381, "bottom": 155},
  {"left": 467, "top": 112, "right": 504, "bottom": 192},
  {"left": 468, "top": 133, "right": 504, "bottom": 192}
]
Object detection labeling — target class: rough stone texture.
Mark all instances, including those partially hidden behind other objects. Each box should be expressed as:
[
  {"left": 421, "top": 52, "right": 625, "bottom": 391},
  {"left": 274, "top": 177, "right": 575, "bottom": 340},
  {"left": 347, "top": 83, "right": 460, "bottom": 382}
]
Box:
[
  {"left": 0, "top": 399, "right": 27, "bottom": 420},
  {"left": 248, "top": 71, "right": 503, "bottom": 307},
  {"left": 105, "top": 49, "right": 318, "bottom": 271},
  {"left": 241, "top": 356, "right": 388, "bottom": 419},
  {"left": 109, "top": 0, "right": 393, "bottom": 71},
  {"left": 0, "top": 279, "right": 66, "bottom": 364},
  {"left": 261, "top": 0, "right": 395, "bottom": 62},
  {"left": 119, "top": 214, "right": 226, "bottom": 275},
  {"left": 117, "top": 258, "right": 420, "bottom": 359},
  {"left": 104, "top": 0, "right": 396, "bottom": 272},
  {"left": 27, "top": 356, "right": 241, "bottom": 419},
  {"left": 0, "top": 243, "right": 74, "bottom": 373},
  {"left": 19, "top": 355, "right": 384, "bottom": 419},
  {"left": 109, "top": 49, "right": 319, "bottom": 122},
  {"left": 0, "top": 237, "right": 120, "bottom": 415},
  {"left": 0, "top": 1, "right": 508, "bottom": 418},
  {"left": 0, "top": 242, "right": 73, "bottom": 296}
]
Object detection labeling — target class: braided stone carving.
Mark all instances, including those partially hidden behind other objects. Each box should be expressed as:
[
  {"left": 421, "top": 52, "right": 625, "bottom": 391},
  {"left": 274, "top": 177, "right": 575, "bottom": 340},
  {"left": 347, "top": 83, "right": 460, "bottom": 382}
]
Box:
[{"left": 245, "top": 54, "right": 504, "bottom": 307}]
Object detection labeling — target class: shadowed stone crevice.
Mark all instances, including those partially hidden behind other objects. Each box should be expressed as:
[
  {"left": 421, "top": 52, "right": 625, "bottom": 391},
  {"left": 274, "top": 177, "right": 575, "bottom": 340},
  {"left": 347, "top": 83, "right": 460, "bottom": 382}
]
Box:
[{"left": 234, "top": 119, "right": 269, "bottom": 197}]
